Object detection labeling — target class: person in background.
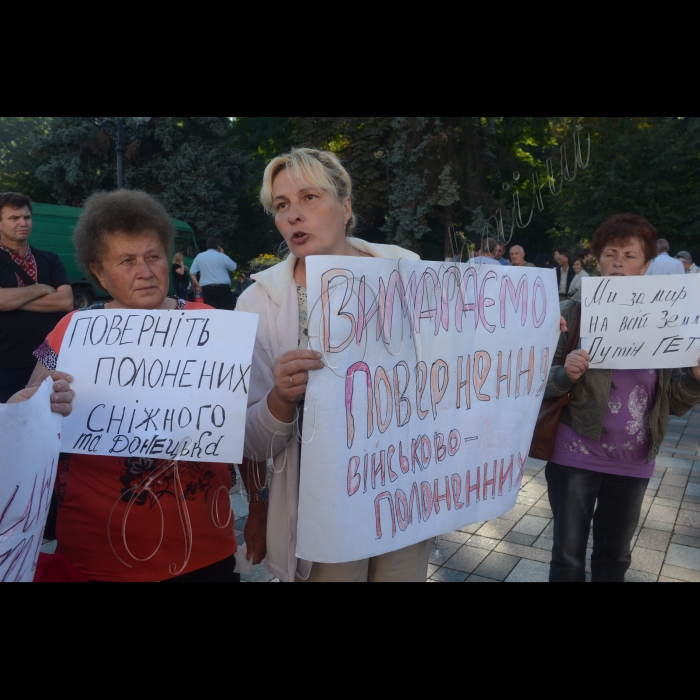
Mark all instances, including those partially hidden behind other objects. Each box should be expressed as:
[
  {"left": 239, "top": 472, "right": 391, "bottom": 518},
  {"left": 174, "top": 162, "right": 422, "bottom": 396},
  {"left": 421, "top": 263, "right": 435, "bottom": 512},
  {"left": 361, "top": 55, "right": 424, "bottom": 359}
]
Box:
[
  {"left": 190, "top": 237, "right": 237, "bottom": 310},
  {"left": 646, "top": 239, "right": 685, "bottom": 275},
  {"left": 555, "top": 249, "right": 575, "bottom": 301},
  {"left": 533, "top": 253, "right": 552, "bottom": 269},
  {"left": 31, "top": 190, "right": 240, "bottom": 583},
  {"left": 0, "top": 192, "right": 74, "bottom": 402},
  {"left": 577, "top": 248, "right": 595, "bottom": 274},
  {"left": 676, "top": 251, "right": 700, "bottom": 274},
  {"left": 494, "top": 243, "right": 511, "bottom": 266},
  {"left": 567, "top": 258, "right": 589, "bottom": 302},
  {"left": 233, "top": 273, "right": 254, "bottom": 309},
  {"left": 238, "top": 147, "right": 433, "bottom": 583},
  {"left": 545, "top": 214, "right": 700, "bottom": 583},
  {"left": 470, "top": 237, "right": 501, "bottom": 266},
  {"left": 510, "top": 245, "right": 535, "bottom": 268},
  {"left": 171, "top": 252, "right": 189, "bottom": 300}
]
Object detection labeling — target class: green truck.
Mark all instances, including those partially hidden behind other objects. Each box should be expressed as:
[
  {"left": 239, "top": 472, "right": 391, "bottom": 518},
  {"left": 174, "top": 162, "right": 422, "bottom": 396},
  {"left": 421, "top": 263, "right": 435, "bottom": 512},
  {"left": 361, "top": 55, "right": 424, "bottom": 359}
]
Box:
[{"left": 29, "top": 203, "right": 200, "bottom": 308}]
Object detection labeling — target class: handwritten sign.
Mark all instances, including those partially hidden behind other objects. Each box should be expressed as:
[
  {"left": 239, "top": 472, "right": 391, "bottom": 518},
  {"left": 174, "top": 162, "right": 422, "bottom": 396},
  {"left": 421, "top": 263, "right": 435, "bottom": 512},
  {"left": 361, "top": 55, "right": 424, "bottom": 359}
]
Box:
[
  {"left": 58, "top": 310, "right": 258, "bottom": 464},
  {"left": 0, "top": 379, "right": 62, "bottom": 583},
  {"left": 297, "top": 257, "right": 560, "bottom": 564},
  {"left": 581, "top": 275, "right": 700, "bottom": 370}
]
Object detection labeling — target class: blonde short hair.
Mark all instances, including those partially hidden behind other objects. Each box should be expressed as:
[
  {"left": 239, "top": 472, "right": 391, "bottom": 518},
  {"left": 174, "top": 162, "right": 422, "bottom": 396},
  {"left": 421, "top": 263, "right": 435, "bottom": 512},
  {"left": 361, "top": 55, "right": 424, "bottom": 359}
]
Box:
[
  {"left": 173, "top": 252, "right": 184, "bottom": 265},
  {"left": 260, "top": 147, "right": 356, "bottom": 236}
]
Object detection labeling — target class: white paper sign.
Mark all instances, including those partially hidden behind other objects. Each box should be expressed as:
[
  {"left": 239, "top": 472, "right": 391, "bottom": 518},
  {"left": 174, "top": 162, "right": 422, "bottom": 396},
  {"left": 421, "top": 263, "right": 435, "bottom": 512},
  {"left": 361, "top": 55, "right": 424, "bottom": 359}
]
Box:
[
  {"left": 0, "top": 380, "right": 62, "bottom": 583},
  {"left": 58, "top": 310, "right": 258, "bottom": 464},
  {"left": 581, "top": 275, "right": 700, "bottom": 370},
  {"left": 297, "top": 257, "right": 560, "bottom": 564}
]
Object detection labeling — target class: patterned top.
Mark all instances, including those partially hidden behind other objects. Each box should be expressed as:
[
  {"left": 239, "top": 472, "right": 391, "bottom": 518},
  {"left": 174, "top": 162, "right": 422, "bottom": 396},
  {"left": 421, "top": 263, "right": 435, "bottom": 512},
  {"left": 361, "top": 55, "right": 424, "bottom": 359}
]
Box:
[
  {"left": 551, "top": 369, "right": 658, "bottom": 479},
  {"left": 0, "top": 241, "right": 38, "bottom": 287},
  {"left": 33, "top": 297, "right": 237, "bottom": 582},
  {"left": 297, "top": 285, "right": 309, "bottom": 350}
]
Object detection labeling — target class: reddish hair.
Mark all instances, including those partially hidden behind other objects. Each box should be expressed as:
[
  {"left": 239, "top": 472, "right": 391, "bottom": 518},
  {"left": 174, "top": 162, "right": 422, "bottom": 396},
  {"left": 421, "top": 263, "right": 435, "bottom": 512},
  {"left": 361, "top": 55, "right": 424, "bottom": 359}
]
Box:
[{"left": 592, "top": 214, "right": 658, "bottom": 263}]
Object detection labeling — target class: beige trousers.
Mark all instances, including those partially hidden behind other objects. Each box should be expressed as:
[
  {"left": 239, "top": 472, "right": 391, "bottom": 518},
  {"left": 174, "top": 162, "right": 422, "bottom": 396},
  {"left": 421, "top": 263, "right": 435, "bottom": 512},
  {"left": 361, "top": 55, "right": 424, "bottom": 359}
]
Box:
[{"left": 298, "top": 540, "right": 433, "bottom": 583}]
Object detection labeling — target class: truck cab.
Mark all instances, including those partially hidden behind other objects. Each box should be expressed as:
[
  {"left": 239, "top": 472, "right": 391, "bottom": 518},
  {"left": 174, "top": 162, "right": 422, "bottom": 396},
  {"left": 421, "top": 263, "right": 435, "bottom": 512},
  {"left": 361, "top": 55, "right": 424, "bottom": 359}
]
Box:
[{"left": 29, "top": 203, "right": 199, "bottom": 308}]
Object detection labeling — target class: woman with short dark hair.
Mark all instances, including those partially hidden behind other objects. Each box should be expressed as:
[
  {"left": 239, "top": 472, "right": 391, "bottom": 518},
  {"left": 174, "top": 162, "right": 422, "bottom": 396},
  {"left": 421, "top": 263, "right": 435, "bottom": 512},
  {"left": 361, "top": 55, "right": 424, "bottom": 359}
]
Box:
[
  {"left": 30, "top": 190, "right": 239, "bottom": 583},
  {"left": 545, "top": 214, "right": 700, "bottom": 583}
]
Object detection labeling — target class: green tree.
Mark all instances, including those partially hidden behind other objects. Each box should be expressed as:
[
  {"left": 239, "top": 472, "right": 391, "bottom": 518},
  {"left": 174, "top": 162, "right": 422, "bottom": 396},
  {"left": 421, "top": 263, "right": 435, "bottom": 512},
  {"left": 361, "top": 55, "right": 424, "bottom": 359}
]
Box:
[
  {"left": 554, "top": 117, "right": 700, "bottom": 254},
  {"left": 0, "top": 117, "right": 51, "bottom": 198}
]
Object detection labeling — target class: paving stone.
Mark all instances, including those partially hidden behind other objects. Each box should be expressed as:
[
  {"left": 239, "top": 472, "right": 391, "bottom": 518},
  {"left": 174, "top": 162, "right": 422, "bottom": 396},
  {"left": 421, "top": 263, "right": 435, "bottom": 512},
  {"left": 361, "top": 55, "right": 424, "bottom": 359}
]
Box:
[
  {"left": 657, "top": 456, "right": 693, "bottom": 472},
  {"left": 666, "top": 545, "right": 700, "bottom": 572},
  {"left": 521, "top": 483, "right": 548, "bottom": 500},
  {"left": 682, "top": 501, "right": 700, "bottom": 512},
  {"left": 503, "top": 532, "right": 537, "bottom": 547},
  {"left": 41, "top": 540, "right": 57, "bottom": 555},
  {"left": 441, "top": 531, "right": 474, "bottom": 545},
  {"left": 533, "top": 537, "right": 554, "bottom": 552},
  {"left": 671, "top": 534, "right": 700, "bottom": 549},
  {"left": 654, "top": 497, "right": 682, "bottom": 509},
  {"left": 675, "top": 525, "right": 700, "bottom": 539},
  {"left": 647, "top": 505, "right": 679, "bottom": 524},
  {"left": 517, "top": 496, "right": 538, "bottom": 507},
  {"left": 443, "top": 546, "right": 490, "bottom": 574},
  {"left": 468, "top": 536, "right": 501, "bottom": 552},
  {"left": 661, "top": 565, "right": 700, "bottom": 583},
  {"left": 658, "top": 577, "right": 685, "bottom": 583},
  {"left": 427, "top": 565, "right": 440, "bottom": 578},
  {"left": 661, "top": 473, "right": 690, "bottom": 487},
  {"left": 473, "top": 553, "right": 521, "bottom": 582},
  {"left": 677, "top": 510, "right": 700, "bottom": 528},
  {"left": 495, "top": 541, "right": 551, "bottom": 564},
  {"left": 234, "top": 517, "right": 248, "bottom": 531},
  {"left": 657, "top": 486, "right": 686, "bottom": 501},
  {"left": 500, "top": 504, "right": 531, "bottom": 522},
  {"left": 528, "top": 507, "right": 554, "bottom": 519},
  {"left": 643, "top": 519, "right": 675, "bottom": 533},
  {"left": 465, "top": 575, "right": 499, "bottom": 583},
  {"left": 241, "top": 563, "right": 276, "bottom": 583},
  {"left": 636, "top": 529, "right": 671, "bottom": 552},
  {"left": 686, "top": 484, "right": 700, "bottom": 499},
  {"left": 431, "top": 568, "right": 470, "bottom": 583},
  {"left": 512, "top": 515, "right": 550, "bottom": 537},
  {"left": 476, "top": 518, "right": 514, "bottom": 540},
  {"left": 543, "top": 521, "right": 555, "bottom": 539},
  {"left": 625, "top": 570, "right": 659, "bottom": 583},
  {"left": 506, "top": 559, "right": 550, "bottom": 583},
  {"left": 630, "top": 547, "right": 665, "bottom": 576},
  {"left": 459, "top": 522, "right": 484, "bottom": 535},
  {"left": 430, "top": 540, "right": 462, "bottom": 566}
]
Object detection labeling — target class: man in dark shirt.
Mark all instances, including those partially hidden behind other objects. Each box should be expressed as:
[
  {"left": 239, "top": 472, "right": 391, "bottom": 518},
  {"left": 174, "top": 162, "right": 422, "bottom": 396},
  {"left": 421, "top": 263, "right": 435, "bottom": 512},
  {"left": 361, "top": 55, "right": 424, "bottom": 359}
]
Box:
[{"left": 0, "top": 193, "right": 74, "bottom": 402}]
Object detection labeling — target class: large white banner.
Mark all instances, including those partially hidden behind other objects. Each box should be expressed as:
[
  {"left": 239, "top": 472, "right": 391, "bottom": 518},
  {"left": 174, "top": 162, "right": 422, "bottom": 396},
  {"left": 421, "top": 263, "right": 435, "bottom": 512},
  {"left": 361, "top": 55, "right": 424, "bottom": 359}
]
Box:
[
  {"left": 0, "top": 380, "right": 62, "bottom": 583},
  {"left": 297, "top": 258, "right": 560, "bottom": 563},
  {"left": 581, "top": 275, "right": 700, "bottom": 370},
  {"left": 58, "top": 310, "right": 258, "bottom": 464}
]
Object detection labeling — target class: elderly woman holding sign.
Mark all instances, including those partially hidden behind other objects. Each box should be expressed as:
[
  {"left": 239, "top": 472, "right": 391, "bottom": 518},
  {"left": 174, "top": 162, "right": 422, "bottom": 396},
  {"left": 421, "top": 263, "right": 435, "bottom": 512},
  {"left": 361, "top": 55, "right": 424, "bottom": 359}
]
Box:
[
  {"left": 545, "top": 214, "right": 700, "bottom": 583},
  {"left": 30, "top": 190, "right": 239, "bottom": 583},
  {"left": 237, "top": 148, "right": 435, "bottom": 583}
]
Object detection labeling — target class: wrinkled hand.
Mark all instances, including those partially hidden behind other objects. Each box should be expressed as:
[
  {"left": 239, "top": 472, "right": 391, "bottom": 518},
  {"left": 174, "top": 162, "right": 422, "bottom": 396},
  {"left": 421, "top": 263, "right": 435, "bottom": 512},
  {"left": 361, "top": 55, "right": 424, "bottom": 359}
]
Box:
[
  {"left": 273, "top": 350, "right": 324, "bottom": 405},
  {"left": 244, "top": 501, "right": 268, "bottom": 566},
  {"left": 691, "top": 359, "right": 700, "bottom": 382},
  {"left": 22, "top": 371, "right": 74, "bottom": 416},
  {"left": 565, "top": 350, "right": 590, "bottom": 383},
  {"left": 560, "top": 317, "right": 568, "bottom": 333}
]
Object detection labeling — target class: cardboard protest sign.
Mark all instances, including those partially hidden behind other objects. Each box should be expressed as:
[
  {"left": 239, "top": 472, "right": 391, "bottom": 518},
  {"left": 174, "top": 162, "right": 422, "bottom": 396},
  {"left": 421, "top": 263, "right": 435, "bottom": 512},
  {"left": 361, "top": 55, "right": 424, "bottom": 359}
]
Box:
[
  {"left": 581, "top": 275, "right": 700, "bottom": 370},
  {"left": 58, "top": 310, "right": 258, "bottom": 464},
  {"left": 0, "top": 379, "right": 62, "bottom": 583},
  {"left": 297, "top": 257, "right": 560, "bottom": 564}
]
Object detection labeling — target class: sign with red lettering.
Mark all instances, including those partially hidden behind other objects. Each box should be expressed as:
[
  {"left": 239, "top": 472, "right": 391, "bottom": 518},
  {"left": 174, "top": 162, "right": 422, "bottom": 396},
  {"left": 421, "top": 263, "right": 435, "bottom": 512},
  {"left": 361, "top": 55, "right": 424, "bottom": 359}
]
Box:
[
  {"left": 297, "top": 257, "right": 560, "bottom": 563},
  {"left": 0, "top": 379, "right": 62, "bottom": 583},
  {"left": 58, "top": 310, "right": 258, "bottom": 464}
]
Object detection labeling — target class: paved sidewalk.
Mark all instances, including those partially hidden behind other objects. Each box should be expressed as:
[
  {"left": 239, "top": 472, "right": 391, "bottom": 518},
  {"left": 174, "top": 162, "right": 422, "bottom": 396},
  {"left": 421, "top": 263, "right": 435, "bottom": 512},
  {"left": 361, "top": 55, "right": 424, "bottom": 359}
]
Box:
[{"left": 234, "top": 404, "right": 700, "bottom": 583}]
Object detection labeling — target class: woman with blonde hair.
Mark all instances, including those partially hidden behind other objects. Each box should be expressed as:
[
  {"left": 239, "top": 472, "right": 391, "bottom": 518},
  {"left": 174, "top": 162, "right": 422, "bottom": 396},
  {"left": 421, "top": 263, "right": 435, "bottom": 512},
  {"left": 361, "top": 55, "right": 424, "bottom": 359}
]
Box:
[{"left": 237, "top": 148, "right": 433, "bottom": 583}]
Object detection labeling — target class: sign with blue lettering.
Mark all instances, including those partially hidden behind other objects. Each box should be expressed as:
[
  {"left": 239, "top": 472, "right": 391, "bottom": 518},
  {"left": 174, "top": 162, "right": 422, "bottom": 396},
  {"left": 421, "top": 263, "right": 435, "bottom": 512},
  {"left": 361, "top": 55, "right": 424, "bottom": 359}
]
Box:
[{"left": 58, "top": 310, "right": 258, "bottom": 464}]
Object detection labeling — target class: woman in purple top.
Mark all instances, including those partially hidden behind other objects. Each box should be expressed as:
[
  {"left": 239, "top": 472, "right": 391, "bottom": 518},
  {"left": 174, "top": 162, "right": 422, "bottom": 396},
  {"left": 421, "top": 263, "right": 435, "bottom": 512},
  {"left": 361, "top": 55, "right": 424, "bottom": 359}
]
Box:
[{"left": 545, "top": 215, "right": 700, "bottom": 583}]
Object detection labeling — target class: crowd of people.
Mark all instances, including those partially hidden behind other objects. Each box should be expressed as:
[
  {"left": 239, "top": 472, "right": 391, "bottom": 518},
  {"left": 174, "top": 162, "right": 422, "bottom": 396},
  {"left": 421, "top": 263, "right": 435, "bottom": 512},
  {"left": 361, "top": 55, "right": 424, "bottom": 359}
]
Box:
[{"left": 1, "top": 148, "right": 700, "bottom": 584}]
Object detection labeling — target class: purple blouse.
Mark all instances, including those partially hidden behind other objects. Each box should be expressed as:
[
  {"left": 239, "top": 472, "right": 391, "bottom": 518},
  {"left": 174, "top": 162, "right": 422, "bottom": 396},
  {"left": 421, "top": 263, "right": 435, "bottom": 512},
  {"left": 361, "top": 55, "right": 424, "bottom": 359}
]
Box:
[{"left": 550, "top": 369, "right": 658, "bottom": 479}]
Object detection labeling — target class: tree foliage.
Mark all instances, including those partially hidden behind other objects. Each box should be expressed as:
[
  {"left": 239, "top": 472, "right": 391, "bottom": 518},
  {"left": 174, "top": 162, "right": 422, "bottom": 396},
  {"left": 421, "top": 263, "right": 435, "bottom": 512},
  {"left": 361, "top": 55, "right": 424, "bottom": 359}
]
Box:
[{"left": 1, "top": 116, "right": 698, "bottom": 265}]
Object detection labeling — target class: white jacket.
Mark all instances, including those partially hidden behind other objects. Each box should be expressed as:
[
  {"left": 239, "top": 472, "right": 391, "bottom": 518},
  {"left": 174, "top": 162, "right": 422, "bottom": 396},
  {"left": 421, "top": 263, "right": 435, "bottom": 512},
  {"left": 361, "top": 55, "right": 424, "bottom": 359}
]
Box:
[{"left": 237, "top": 239, "right": 420, "bottom": 582}]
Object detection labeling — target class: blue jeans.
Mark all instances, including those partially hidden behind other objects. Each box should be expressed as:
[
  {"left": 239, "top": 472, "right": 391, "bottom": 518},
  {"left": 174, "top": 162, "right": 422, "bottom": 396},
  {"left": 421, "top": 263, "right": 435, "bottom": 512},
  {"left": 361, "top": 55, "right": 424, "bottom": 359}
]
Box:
[{"left": 546, "top": 462, "right": 649, "bottom": 583}]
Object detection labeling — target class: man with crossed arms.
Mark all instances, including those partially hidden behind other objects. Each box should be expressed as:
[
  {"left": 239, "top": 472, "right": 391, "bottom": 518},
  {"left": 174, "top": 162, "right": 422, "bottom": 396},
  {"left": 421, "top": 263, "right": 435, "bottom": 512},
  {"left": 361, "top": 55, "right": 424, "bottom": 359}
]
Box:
[{"left": 0, "top": 193, "right": 73, "bottom": 402}]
